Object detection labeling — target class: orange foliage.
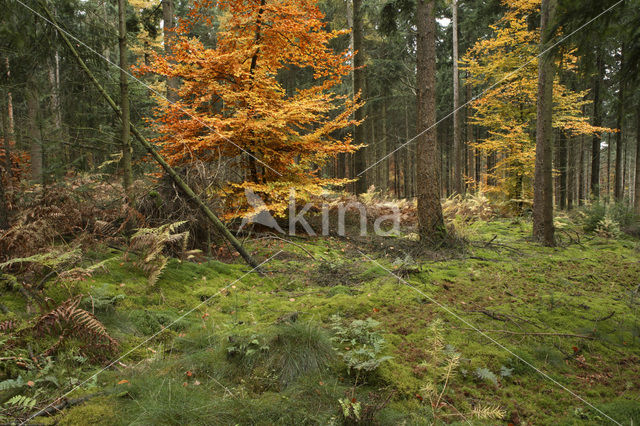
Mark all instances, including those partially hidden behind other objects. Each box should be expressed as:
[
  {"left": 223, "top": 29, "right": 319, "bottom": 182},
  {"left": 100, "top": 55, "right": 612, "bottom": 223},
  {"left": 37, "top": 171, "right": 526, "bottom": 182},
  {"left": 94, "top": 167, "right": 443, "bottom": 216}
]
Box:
[{"left": 136, "top": 0, "right": 362, "bottom": 217}]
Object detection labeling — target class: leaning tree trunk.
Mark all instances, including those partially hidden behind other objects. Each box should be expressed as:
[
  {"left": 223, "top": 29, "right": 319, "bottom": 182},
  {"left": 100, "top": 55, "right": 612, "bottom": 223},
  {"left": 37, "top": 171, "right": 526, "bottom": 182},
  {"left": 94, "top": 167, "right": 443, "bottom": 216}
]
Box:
[
  {"left": 118, "top": 0, "right": 133, "bottom": 197},
  {"left": 352, "top": 0, "right": 367, "bottom": 194},
  {"left": 452, "top": 0, "right": 463, "bottom": 195},
  {"left": 416, "top": 0, "right": 445, "bottom": 244},
  {"left": 162, "top": 0, "right": 180, "bottom": 103},
  {"left": 532, "top": 0, "right": 556, "bottom": 246},
  {"left": 42, "top": 2, "right": 261, "bottom": 271}
]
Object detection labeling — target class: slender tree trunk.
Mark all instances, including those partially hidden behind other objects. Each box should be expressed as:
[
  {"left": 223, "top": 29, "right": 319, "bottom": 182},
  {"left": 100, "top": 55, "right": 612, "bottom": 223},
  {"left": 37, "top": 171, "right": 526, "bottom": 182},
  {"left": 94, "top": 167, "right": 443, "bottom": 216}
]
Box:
[
  {"left": 162, "top": 0, "right": 180, "bottom": 102},
  {"left": 403, "top": 98, "right": 411, "bottom": 198},
  {"left": 27, "top": 81, "right": 43, "bottom": 184},
  {"left": 466, "top": 78, "right": 476, "bottom": 191},
  {"left": 0, "top": 97, "right": 8, "bottom": 229},
  {"left": 590, "top": 52, "right": 604, "bottom": 198},
  {"left": 452, "top": 0, "right": 462, "bottom": 194},
  {"left": 578, "top": 136, "right": 585, "bottom": 205},
  {"left": 4, "top": 57, "right": 14, "bottom": 144},
  {"left": 416, "top": 0, "right": 445, "bottom": 243},
  {"left": 532, "top": 0, "right": 556, "bottom": 245},
  {"left": 1, "top": 98, "right": 11, "bottom": 177},
  {"left": 635, "top": 103, "right": 640, "bottom": 214},
  {"left": 567, "top": 137, "right": 575, "bottom": 210},
  {"left": 382, "top": 97, "right": 388, "bottom": 191},
  {"left": 607, "top": 133, "right": 612, "bottom": 201},
  {"left": 614, "top": 48, "right": 625, "bottom": 202},
  {"left": 118, "top": 0, "right": 133, "bottom": 197},
  {"left": 558, "top": 130, "right": 567, "bottom": 209},
  {"left": 353, "top": 0, "right": 366, "bottom": 194}
]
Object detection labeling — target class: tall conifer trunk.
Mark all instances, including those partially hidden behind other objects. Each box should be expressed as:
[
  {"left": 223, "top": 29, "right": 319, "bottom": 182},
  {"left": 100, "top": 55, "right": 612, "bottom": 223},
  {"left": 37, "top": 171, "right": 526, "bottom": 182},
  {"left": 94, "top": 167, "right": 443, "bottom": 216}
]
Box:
[
  {"left": 118, "top": 0, "right": 132, "bottom": 196},
  {"left": 416, "top": 0, "right": 445, "bottom": 243},
  {"left": 533, "top": 0, "right": 556, "bottom": 246}
]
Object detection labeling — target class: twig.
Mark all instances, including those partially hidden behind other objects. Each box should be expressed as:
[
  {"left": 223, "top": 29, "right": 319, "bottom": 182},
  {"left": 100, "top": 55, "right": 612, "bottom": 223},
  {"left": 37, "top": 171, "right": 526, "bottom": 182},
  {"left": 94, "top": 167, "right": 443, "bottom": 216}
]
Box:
[{"left": 483, "top": 235, "right": 498, "bottom": 247}]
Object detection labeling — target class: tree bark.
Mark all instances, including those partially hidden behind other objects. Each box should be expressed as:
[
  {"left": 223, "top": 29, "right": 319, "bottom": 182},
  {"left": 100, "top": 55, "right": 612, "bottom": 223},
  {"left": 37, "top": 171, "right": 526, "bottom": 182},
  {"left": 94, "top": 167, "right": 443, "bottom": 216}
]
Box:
[
  {"left": 590, "top": 51, "right": 604, "bottom": 198},
  {"left": 27, "top": 81, "right": 43, "bottom": 184},
  {"left": 118, "top": 0, "right": 133, "bottom": 197},
  {"left": 578, "top": 136, "right": 585, "bottom": 205},
  {"left": 416, "top": 0, "right": 445, "bottom": 244},
  {"left": 635, "top": 103, "right": 640, "bottom": 214},
  {"left": 352, "top": 0, "right": 366, "bottom": 194},
  {"left": 1, "top": 97, "right": 11, "bottom": 177},
  {"left": 532, "top": 0, "right": 556, "bottom": 246},
  {"left": 452, "top": 0, "right": 463, "bottom": 195},
  {"left": 557, "top": 130, "right": 567, "bottom": 209},
  {"left": 614, "top": 47, "right": 625, "bottom": 202},
  {"left": 162, "top": 0, "right": 180, "bottom": 103},
  {"left": 567, "top": 136, "right": 575, "bottom": 210},
  {"left": 4, "top": 57, "right": 14, "bottom": 144}
]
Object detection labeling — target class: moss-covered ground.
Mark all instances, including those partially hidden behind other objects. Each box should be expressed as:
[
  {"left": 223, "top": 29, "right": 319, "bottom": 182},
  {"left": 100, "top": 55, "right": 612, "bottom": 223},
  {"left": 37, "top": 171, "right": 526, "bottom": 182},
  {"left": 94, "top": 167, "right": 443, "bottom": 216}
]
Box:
[{"left": 2, "top": 218, "right": 640, "bottom": 424}]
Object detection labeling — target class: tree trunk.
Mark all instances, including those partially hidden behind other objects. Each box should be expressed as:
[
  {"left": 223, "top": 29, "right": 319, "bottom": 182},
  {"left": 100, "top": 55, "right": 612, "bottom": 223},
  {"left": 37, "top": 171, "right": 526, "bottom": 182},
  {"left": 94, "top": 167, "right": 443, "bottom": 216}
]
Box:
[
  {"left": 532, "top": 0, "right": 556, "bottom": 246},
  {"left": 352, "top": 0, "right": 366, "bottom": 194},
  {"left": 1, "top": 98, "right": 11, "bottom": 176},
  {"left": 614, "top": 48, "right": 625, "bottom": 202},
  {"left": 634, "top": 101, "right": 640, "bottom": 215},
  {"left": 416, "top": 0, "right": 445, "bottom": 243},
  {"left": 452, "top": 0, "right": 462, "bottom": 195},
  {"left": 382, "top": 97, "right": 388, "bottom": 191},
  {"left": 557, "top": 130, "right": 567, "bottom": 209},
  {"left": 403, "top": 98, "right": 411, "bottom": 198},
  {"left": 27, "top": 82, "right": 43, "bottom": 184},
  {"left": 0, "top": 96, "right": 8, "bottom": 229},
  {"left": 578, "top": 136, "right": 585, "bottom": 205},
  {"left": 162, "top": 0, "right": 180, "bottom": 102},
  {"left": 635, "top": 103, "right": 640, "bottom": 214},
  {"left": 607, "top": 133, "right": 612, "bottom": 201},
  {"left": 590, "top": 51, "right": 604, "bottom": 198},
  {"left": 118, "top": 0, "right": 133, "bottom": 196},
  {"left": 4, "top": 57, "right": 14, "bottom": 144},
  {"left": 567, "top": 137, "right": 575, "bottom": 210}
]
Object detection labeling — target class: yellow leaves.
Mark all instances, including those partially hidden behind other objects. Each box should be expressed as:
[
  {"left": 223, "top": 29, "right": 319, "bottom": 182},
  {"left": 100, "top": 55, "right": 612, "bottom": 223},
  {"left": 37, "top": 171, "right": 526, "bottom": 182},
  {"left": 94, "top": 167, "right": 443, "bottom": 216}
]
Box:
[{"left": 463, "top": 0, "right": 605, "bottom": 199}]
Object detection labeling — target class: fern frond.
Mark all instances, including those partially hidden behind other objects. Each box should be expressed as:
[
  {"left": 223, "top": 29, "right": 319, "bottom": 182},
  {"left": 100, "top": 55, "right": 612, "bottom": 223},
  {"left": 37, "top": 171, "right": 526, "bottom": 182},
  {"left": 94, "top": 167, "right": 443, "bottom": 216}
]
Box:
[
  {"left": 471, "top": 404, "right": 506, "bottom": 420},
  {"left": 4, "top": 395, "right": 36, "bottom": 410},
  {"left": 0, "top": 376, "right": 24, "bottom": 391}
]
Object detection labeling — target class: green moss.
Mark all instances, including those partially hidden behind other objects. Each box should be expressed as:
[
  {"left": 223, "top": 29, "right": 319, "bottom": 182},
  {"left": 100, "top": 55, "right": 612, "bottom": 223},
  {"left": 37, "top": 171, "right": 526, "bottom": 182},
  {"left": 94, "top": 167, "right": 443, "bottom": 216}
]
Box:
[{"left": 57, "top": 397, "right": 121, "bottom": 426}]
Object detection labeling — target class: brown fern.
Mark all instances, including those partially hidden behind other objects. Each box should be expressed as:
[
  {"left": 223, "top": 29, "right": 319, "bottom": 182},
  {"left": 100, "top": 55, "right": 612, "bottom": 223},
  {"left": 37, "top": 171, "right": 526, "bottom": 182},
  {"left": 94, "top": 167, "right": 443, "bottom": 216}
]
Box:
[{"left": 33, "top": 295, "right": 118, "bottom": 358}]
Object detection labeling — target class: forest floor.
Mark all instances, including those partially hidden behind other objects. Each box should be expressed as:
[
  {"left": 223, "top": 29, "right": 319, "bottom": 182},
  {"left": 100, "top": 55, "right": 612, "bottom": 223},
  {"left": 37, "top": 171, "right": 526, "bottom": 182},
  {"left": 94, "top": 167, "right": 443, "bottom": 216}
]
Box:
[{"left": 2, "top": 216, "right": 640, "bottom": 425}]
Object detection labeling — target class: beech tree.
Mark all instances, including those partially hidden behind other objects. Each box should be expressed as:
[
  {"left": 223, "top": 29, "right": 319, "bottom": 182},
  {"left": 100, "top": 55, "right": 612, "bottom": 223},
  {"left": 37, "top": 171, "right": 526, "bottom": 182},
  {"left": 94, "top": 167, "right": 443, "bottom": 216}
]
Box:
[{"left": 138, "top": 0, "right": 361, "bottom": 216}]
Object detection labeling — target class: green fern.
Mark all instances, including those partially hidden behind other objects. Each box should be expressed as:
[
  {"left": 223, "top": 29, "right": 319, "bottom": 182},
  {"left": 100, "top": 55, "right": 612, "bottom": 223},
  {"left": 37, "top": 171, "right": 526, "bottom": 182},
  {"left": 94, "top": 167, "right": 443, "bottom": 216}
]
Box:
[
  {"left": 4, "top": 394, "right": 37, "bottom": 411},
  {"left": 0, "top": 376, "right": 25, "bottom": 391},
  {"left": 474, "top": 367, "right": 499, "bottom": 386}
]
